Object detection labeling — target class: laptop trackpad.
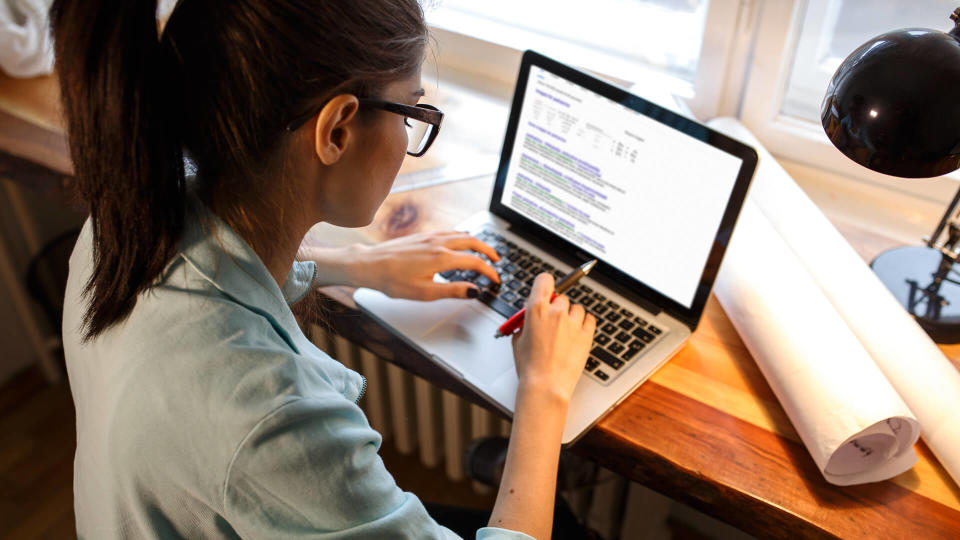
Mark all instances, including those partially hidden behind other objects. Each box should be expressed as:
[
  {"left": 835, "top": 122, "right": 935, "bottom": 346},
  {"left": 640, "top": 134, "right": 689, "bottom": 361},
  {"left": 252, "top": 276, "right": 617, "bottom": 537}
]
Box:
[{"left": 420, "top": 303, "right": 515, "bottom": 386}]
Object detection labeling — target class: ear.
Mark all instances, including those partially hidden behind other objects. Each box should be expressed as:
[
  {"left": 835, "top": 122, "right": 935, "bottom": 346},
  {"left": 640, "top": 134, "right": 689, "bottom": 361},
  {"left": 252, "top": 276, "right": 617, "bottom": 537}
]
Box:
[{"left": 313, "top": 94, "right": 360, "bottom": 166}]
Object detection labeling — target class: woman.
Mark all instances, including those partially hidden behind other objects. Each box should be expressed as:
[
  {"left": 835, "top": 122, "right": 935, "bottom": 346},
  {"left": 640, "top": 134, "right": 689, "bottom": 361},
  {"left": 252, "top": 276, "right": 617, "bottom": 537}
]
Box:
[{"left": 53, "top": 1, "right": 596, "bottom": 538}]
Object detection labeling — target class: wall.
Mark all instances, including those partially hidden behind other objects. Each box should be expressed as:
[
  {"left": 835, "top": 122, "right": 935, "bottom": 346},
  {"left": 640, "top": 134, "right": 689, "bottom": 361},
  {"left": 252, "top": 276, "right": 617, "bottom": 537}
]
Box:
[{"left": 0, "top": 178, "right": 86, "bottom": 385}]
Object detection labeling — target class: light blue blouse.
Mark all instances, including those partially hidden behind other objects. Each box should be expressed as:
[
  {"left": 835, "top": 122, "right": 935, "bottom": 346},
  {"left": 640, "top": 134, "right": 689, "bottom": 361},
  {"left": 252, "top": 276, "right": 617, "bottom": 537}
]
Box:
[{"left": 62, "top": 198, "right": 531, "bottom": 540}]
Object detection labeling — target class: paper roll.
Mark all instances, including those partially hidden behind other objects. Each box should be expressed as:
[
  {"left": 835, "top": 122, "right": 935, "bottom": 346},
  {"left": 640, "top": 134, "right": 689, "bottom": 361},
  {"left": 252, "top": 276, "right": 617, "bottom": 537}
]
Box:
[
  {"left": 714, "top": 201, "right": 919, "bottom": 485},
  {"left": 709, "top": 118, "right": 960, "bottom": 488}
]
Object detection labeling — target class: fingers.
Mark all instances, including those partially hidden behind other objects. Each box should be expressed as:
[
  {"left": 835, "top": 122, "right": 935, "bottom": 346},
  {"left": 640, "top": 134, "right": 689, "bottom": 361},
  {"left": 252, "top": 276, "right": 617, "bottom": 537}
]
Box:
[
  {"left": 438, "top": 232, "right": 501, "bottom": 262},
  {"left": 568, "top": 302, "right": 586, "bottom": 327},
  {"left": 528, "top": 272, "right": 555, "bottom": 306},
  {"left": 449, "top": 252, "right": 501, "bottom": 284}
]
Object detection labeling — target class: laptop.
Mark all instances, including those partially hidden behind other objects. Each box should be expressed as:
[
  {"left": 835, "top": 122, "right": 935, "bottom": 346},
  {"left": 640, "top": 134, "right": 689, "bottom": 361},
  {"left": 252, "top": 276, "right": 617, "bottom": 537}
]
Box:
[{"left": 354, "top": 50, "right": 758, "bottom": 444}]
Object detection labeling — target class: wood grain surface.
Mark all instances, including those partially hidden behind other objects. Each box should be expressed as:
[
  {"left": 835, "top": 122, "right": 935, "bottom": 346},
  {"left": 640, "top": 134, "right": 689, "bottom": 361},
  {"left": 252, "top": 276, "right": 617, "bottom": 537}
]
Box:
[{"left": 4, "top": 70, "right": 958, "bottom": 539}]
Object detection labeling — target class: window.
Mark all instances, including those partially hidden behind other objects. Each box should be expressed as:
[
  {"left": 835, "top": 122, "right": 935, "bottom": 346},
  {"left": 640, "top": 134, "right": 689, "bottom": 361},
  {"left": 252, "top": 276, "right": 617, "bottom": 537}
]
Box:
[
  {"left": 429, "top": 0, "right": 958, "bottom": 200},
  {"left": 426, "top": 0, "right": 746, "bottom": 119},
  {"left": 740, "top": 0, "right": 959, "bottom": 201},
  {"left": 780, "top": 0, "right": 957, "bottom": 124}
]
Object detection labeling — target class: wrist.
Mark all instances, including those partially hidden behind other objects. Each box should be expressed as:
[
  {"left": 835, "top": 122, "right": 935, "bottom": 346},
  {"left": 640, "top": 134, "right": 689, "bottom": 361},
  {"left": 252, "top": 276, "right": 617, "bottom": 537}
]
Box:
[
  {"left": 515, "top": 379, "right": 572, "bottom": 416},
  {"left": 303, "top": 243, "right": 370, "bottom": 288}
]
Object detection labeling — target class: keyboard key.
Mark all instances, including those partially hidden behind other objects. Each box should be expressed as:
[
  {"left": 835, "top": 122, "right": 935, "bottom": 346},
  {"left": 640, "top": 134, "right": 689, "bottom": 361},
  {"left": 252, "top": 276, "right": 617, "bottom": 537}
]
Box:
[
  {"left": 632, "top": 327, "right": 655, "bottom": 343},
  {"left": 519, "top": 286, "right": 531, "bottom": 297},
  {"left": 608, "top": 342, "right": 625, "bottom": 355},
  {"left": 530, "top": 255, "right": 542, "bottom": 263},
  {"left": 628, "top": 339, "right": 645, "bottom": 350},
  {"left": 580, "top": 297, "right": 595, "bottom": 307},
  {"left": 494, "top": 244, "right": 509, "bottom": 256},
  {"left": 622, "top": 347, "right": 640, "bottom": 361},
  {"left": 594, "top": 369, "right": 609, "bottom": 381},
  {"left": 513, "top": 299, "right": 526, "bottom": 309},
  {"left": 514, "top": 270, "right": 528, "bottom": 280},
  {"left": 475, "top": 275, "right": 492, "bottom": 288},
  {"left": 634, "top": 317, "right": 647, "bottom": 326},
  {"left": 440, "top": 269, "right": 459, "bottom": 279},
  {"left": 604, "top": 311, "right": 621, "bottom": 323},
  {"left": 601, "top": 322, "right": 618, "bottom": 335},
  {"left": 648, "top": 325, "right": 662, "bottom": 335},
  {"left": 585, "top": 358, "right": 599, "bottom": 372},
  {"left": 592, "top": 304, "right": 609, "bottom": 316},
  {"left": 568, "top": 289, "right": 582, "bottom": 299},
  {"left": 619, "top": 308, "right": 634, "bottom": 318},
  {"left": 606, "top": 300, "right": 620, "bottom": 310},
  {"left": 506, "top": 279, "right": 522, "bottom": 290},
  {"left": 501, "top": 291, "right": 517, "bottom": 302},
  {"left": 505, "top": 240, "right": 516, "bottom": 249},
  {"left": 593, "top": 292, "right": 607, "bottom": 302},
  {"left": 504, "top": 263, "right": 519, "bottom": 273},
  {"left": 518, "top": 260, "right": 533, "bottom": 269},
  {"left": 461, "top": 270, "right": 478, "bottom": 280},
  {"left": 615, "top": 331, "right": 631, "bottom": 343},
  {"left": 595, "top": 334, "right": 611, "bottom": 346},
  {"left": 618, "top": 319, "right": 635, "bottom": 331},
  {"left": 477, "top": 293, "right": 518, "bottom": 319},
  {"left": 591, "top": 347, "right": 624, "bottom": 370},
  {"left": 581, "top": 285, "right": 593, "bottom": 293},
  {"left": 542, "top": 263, "right": 554, "bottom": 272},
  {"left": 529, "top": 266, "right": 542, "bottom": 275}
]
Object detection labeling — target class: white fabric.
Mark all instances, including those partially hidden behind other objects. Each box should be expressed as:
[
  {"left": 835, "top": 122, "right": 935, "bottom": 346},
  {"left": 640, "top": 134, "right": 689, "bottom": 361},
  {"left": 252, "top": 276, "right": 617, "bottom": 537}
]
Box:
[{"left": 0, "top": 0, "right": 54, "bottom": 77}]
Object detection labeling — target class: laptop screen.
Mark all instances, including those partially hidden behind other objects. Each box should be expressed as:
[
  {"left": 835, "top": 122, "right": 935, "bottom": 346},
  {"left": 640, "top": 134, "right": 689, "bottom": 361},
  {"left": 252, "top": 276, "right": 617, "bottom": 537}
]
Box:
[{"left": 498, "top": 65, "right": 744, "bottom": 309}]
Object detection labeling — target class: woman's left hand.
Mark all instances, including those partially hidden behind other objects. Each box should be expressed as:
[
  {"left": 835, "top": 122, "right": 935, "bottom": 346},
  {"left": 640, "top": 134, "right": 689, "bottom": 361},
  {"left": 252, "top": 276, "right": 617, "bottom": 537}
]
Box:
[{"left": 300, "top": 231, "right": 502, "bottom": 301}]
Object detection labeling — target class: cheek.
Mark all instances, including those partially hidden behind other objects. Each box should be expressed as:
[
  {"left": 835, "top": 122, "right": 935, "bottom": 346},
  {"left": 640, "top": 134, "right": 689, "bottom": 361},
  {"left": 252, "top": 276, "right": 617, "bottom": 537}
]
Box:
[
  {"left": 377, "top": 121, "right": 408, "bottom": 189},
  {"left": 362, "top": 120, "right": 408, "bottom": 217}
]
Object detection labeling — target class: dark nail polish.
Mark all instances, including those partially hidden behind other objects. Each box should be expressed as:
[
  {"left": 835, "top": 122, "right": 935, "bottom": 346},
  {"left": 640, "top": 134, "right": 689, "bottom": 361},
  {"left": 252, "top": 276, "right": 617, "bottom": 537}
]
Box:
[{"left": 466, "top": 287, "right": 479, "bottom": 299}]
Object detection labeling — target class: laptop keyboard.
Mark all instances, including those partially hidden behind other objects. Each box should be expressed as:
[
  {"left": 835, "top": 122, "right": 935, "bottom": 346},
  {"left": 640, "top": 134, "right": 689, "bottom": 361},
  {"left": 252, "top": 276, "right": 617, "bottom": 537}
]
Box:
[{"left": 439, "top": 228, "right": 667, "bottom": 385}]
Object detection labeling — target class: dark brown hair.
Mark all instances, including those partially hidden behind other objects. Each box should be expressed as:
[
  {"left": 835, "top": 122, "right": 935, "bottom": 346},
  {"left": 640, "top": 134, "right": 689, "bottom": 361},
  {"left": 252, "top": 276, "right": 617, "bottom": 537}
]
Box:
[{"left": 50, "top": 0, "right": 428, "bottom": 339}]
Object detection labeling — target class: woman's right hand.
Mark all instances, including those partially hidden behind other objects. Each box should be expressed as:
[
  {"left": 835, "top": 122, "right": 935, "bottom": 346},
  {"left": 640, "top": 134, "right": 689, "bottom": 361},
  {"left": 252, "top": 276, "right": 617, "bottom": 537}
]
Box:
[{"left": 511, "top": 273, "right": 597, "bottom": 406}]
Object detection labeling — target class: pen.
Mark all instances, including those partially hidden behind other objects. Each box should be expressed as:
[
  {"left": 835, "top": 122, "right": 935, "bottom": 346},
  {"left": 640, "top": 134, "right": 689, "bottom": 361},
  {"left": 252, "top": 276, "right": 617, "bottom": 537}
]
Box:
[{"left": 494, "top": 259, "right": 598, "bottom": 338}]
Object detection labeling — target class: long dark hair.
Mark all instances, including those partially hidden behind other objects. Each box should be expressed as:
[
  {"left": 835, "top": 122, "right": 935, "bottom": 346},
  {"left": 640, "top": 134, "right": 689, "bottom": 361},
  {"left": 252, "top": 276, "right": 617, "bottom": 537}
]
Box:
[{"left": 50, "top": 0, "right": 428, "bottom": 340}]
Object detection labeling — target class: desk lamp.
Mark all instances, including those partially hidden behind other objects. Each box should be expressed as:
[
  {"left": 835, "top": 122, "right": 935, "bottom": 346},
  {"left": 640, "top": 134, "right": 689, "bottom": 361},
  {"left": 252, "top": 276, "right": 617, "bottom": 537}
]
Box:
[{"left": 821, "top": 7, "right": 960, "bottom": 343}]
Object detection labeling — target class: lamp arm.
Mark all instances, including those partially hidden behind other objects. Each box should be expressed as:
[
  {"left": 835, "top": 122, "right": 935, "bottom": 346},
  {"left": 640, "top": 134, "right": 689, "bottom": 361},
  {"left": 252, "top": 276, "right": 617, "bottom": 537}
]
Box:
[{"left": 926, "top": 183, "right": 960, "bottom": 248}]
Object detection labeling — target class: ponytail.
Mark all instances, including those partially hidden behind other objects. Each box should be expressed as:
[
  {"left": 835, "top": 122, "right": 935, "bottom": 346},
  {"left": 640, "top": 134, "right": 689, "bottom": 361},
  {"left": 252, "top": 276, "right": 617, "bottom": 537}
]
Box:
[{"left": 50, "top": 0, "right": 185, "bottom": 340}]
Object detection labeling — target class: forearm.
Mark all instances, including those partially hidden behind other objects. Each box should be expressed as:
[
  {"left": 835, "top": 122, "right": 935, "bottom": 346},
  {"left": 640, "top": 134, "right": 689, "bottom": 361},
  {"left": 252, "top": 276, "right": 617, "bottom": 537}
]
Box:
[
  {"left": 298, "top": 244, "right": 371, "bottom": 288},
  {"left": 488, "top": 384, "right": 569, "bottom": 539}
]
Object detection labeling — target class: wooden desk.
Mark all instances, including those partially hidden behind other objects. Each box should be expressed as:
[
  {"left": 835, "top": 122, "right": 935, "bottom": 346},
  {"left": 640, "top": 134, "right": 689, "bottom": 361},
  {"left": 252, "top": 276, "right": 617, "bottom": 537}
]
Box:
[{"left": 5, "top": 73, "right": 959, "bottom": 540}]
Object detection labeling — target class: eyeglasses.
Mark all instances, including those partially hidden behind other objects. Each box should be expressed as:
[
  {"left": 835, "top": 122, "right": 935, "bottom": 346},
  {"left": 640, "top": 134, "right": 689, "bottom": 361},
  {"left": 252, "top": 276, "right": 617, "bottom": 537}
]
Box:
[{"left": 285, "top": 98, "right": 444, "bottom": 157}]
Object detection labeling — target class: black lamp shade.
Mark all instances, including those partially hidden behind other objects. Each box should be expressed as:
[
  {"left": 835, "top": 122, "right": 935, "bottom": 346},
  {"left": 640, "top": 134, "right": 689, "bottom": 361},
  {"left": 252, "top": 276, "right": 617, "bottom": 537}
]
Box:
[{"left": 821, "top": 26, "right": 960, "bottom": 178}]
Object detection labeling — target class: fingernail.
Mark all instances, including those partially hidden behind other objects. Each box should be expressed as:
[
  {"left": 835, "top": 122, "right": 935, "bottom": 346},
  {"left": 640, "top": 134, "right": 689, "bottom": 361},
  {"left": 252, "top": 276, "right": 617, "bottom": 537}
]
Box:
[{"left": 466, "top": 287, "right": 479, "bottom": 299}]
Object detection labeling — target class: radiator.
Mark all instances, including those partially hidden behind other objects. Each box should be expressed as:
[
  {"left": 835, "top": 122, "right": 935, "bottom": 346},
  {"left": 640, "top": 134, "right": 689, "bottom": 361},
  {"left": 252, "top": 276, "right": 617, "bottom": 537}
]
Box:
[{"left": 309, "top": 324, "right": 743, "bottom": 540}]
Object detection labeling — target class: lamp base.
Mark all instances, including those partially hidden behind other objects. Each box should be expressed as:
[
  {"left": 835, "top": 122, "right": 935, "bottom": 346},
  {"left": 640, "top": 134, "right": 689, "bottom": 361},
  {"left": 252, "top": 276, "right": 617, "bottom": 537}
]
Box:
[{"left": 871, "top": 245, "right": 960, "bottom": 343}]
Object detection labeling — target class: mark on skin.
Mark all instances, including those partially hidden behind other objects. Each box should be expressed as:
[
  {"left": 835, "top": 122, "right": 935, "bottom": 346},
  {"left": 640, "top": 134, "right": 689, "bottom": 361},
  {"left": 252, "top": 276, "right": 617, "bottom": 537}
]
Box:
[
  {"left": 385, "top": 202, "right": 419, "bottom": 237},
  {"left": 509, "top": 488, "right": 515, "bottom": 494}
]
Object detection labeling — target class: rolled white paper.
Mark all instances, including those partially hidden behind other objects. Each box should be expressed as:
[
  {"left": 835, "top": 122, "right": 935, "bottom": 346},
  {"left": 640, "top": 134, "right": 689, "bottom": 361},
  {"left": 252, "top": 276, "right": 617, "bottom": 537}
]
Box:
[
  {"left": 714, "top": 201, "right": 919, "bottom": 485},
  {"left": 709, "top": 118, "right": 960, "bottom": 488}
]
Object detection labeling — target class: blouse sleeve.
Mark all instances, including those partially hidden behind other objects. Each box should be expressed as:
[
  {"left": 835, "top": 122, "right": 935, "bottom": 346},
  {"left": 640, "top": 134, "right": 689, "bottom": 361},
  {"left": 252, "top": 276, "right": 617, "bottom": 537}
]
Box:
[
  {"left": 222, "top": 396, "right": 531, "bottom": 539},
  {"left": 281, "top": 260, "right": 317, "bottom": 306}
]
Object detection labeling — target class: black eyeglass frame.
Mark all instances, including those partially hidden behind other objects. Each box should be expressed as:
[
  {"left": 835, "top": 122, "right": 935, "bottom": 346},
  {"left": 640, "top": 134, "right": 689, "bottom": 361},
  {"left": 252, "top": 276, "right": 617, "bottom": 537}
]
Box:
[{"left": 285, "top": 98, "right": 444, "bottom": 157}]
